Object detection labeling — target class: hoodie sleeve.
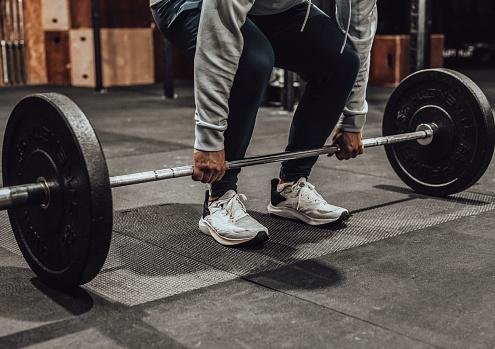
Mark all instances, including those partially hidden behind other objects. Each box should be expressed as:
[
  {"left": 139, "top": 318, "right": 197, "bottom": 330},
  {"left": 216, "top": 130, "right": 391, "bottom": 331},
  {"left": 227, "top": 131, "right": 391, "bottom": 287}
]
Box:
[
  {"left": 193, "top": 0, "right": 255, "bottom": 151},
  {"left": 336, "top": 0, "right": 377, "bottom": 132}
]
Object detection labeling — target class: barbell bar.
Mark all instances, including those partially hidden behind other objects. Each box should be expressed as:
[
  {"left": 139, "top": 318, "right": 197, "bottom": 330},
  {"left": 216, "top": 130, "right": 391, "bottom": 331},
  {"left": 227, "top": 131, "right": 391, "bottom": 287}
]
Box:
[
  {"left": 0, "top": 124, "right": 436, "bottom": 209},
  {"left": 110, "top": 125, "right": 435, "bottom": 188},
  {"left": 1, "top": 68, "right": 494, "bottom": 290}
]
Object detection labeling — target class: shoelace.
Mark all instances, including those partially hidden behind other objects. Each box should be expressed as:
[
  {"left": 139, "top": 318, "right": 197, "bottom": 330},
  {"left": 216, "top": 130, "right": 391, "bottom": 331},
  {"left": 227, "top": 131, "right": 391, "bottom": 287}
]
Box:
[
  {"left": 291, "top": 181, "right": 327, "bottom": 210},
  {"left": 214, "top": 193, "right": 249, "bottom": 222}
]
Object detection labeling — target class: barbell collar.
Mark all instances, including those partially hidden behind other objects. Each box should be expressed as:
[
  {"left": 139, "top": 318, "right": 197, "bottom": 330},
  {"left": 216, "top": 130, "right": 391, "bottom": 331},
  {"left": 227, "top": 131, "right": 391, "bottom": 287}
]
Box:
[{"left": 0, "top": 182, "right": 50, "bottom": 210}]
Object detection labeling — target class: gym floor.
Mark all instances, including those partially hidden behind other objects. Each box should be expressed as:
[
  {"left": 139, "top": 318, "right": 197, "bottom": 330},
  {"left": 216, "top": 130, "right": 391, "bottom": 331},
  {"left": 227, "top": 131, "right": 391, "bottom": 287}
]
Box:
[{"left": 0, "top": 70, "right": 494, "bottom": 349}]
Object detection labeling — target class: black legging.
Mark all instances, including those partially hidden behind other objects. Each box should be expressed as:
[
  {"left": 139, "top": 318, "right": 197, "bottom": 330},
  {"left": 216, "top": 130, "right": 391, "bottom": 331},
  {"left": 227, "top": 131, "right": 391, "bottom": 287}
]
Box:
[{"left": 152, "top": 3, "right": 360, "bottom": 197}]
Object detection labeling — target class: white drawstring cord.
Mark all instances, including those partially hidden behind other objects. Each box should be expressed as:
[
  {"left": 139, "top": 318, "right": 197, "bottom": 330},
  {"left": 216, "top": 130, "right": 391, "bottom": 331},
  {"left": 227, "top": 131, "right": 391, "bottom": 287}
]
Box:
[
  {"left": 301, "top": 0, "right": 352, "bottom": 55},
  {"left": 340, "top": 0, "right": 352, "bottom": 53},
  {"left": 300, "top": 0, "right": 312, "bottom": 32}
]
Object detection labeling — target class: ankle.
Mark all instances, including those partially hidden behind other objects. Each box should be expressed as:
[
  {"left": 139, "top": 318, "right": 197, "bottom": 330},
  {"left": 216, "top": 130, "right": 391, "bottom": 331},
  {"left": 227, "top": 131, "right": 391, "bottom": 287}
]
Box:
[{"left": 209, "top": 196, "right": 220, "bottom": 203}]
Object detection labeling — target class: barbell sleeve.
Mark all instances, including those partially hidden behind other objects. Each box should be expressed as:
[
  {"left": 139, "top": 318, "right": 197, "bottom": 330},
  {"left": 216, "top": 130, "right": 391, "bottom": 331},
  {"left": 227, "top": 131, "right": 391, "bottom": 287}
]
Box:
[{"left": 0, "top": 182, "right": 49, "bottom": 210}]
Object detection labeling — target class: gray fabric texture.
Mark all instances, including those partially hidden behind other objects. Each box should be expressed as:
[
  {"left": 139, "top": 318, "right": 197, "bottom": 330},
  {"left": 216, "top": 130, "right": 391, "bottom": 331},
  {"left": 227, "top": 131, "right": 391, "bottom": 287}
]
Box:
[{"left": 151, "top": 0, "right": 377, "bottom": 150}]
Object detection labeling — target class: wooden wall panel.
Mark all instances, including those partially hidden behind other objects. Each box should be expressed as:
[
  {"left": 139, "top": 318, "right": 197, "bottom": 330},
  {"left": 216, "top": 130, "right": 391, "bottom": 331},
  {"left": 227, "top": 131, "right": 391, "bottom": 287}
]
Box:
[
  {"left": 101, "top": 28, "right": 154, "bottom": 86},
  {"left": 69, "top": 28, "right": 154, "bottom": 87},
  {"left": 69, "top": 29, "right": 95, "bottom": 86},
  {"left": 69, "top": 0, "right": 92, "bottom": 28},
  {"left": 41, "top": 0, "right": 71, "bottom": 30},
  {"left": 24, "top": 0, "right": 47, "bottom": 84},
  {"left": 45, "top": 31, "right": 71, "bottom": 85}
]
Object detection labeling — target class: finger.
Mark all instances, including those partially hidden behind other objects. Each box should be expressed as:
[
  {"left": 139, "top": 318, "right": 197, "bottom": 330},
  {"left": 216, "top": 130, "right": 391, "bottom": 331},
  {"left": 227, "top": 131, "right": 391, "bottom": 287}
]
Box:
[
  {"left": 192, "top": 167, "right": 204, "bottom": 182},
  {"left": 210, "top": 166, "right": 224, "bottom": 183},
  {"left": 345, "top": 147, "right": 354, "bottom": 159},
  {"left": 332, "top": 132, "right": 343, "bottom": 144},
  {"left": 217, "top": 168, "right": 227, "bottom": 182},
  {"left": 211, "top": 168, "right": 223, "bottom": 183},
  {"left": 214, "top": 162, "right": 227, "bottom": 182},
  {"left": 208, "top": 170, "right": 220, "bottom": 184},
  {"left": 336, "top": 152, "right": 344, "bottom": 161},
  {"left": 358, "top": 143, "right": 364, "bottom": 154},
  {"left": 342, "top": 148, "right": 353, "bottom": 160},
  {"left": 202, "top": 170, "right": 214, "bottom": 184}
]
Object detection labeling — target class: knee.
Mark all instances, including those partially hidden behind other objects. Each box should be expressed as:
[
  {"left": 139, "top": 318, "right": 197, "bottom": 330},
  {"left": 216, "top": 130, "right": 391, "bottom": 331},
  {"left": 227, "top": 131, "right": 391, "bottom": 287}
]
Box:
[
  {"left": 306, "top": 47, "right": 360, "bottom": 87},
  {"left": 239, "top": 48, "right": 275, "bottom": 86}
]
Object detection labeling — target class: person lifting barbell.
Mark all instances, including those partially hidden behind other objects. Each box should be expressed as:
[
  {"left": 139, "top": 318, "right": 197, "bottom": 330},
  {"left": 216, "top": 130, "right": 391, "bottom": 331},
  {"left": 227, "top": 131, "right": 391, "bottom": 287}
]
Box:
[{"left": 151, "top": 0, "right": 378, "bottom": 246}]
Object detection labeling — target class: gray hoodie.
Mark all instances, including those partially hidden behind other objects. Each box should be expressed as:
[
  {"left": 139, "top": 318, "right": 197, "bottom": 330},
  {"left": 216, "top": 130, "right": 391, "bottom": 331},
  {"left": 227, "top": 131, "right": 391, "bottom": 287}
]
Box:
[{"left": 152, "top": 0, "right": 377, "bottom": 151}]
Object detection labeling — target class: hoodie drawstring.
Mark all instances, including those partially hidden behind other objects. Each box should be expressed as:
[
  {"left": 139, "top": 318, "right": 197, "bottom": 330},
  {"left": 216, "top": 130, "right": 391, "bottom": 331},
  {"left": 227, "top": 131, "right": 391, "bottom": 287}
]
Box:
[
  {"left": 301, "top": 0, "right": 352, "bottom": 55},
  {"left": 340, "top": 0, "right": 352, "bottom": 53},
  {"left": 300, "top": 0, "right": 312, "bottom": 32}
]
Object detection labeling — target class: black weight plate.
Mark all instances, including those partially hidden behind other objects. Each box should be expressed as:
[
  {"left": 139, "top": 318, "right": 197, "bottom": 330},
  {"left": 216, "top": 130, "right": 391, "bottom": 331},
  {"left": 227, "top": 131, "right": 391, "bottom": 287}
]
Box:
[
  {"left": 2, "top": 93, "right": 113, "bottom": 289},
  {"left": 383, "top": 69, "right": 495, "bottom": 197}
]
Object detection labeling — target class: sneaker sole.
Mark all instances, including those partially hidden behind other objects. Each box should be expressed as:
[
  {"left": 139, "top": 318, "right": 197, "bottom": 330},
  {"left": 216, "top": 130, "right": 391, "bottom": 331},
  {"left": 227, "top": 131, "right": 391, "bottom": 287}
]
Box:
[
  {"left": 267, "top": 203, "right": 350, "bottom": 226},
  {"left": 199, "top": 219, "right": 269, "bottom": 247}
]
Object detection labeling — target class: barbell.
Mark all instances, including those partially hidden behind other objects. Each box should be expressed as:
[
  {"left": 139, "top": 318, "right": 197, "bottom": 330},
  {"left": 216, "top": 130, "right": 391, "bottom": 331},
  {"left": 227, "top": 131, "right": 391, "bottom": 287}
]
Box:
[{"left": 1, "top": 68, "right": 494, "bottom": 289}]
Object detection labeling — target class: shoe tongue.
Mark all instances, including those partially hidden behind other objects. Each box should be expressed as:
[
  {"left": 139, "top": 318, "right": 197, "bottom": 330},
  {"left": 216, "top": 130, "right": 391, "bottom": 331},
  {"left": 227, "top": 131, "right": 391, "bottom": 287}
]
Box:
[
  {"left": 277, "top": 177, "right": 306, "bottom": 192},
  {"left": 277, "top": 181, "right": 293, "bottom": 192},
  {"left": 218, "top": 189, "right": 237, "bottom": 201},
  {"left": 296, "top": 177, "right": 307, "bottom": 185}
]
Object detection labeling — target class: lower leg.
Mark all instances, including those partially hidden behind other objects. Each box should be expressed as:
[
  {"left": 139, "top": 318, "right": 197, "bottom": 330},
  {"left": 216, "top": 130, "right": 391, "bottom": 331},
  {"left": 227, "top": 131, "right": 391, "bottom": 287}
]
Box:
[
  {"left": 280, "top": 46, "right": 360, "bottom": 182},
  {"left": 209, "top": 22, "right": 274, "bottom": 200}
]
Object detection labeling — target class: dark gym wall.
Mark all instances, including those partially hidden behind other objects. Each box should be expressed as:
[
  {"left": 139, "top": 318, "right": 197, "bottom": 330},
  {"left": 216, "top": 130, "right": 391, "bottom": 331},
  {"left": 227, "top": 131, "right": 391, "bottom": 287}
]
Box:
[{"left": 376, "top": 0, "right": 495, "bottom": 68}]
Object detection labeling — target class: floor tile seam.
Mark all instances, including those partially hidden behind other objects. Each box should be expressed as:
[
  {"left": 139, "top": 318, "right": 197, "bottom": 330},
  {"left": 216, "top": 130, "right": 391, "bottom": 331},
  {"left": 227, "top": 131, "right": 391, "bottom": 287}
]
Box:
[{"left": 242, "top": 276, "right": 446, "bottom": 349}]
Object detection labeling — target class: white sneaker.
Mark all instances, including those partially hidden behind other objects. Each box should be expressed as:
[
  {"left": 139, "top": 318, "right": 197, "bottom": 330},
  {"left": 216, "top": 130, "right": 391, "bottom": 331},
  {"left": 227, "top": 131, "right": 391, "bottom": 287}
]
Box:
[
  {"left": 199, "top": 190, "right": 269, "bottom": 246},
  {"left": 267, "top": 178, "right": 350, "bottom": 225}
]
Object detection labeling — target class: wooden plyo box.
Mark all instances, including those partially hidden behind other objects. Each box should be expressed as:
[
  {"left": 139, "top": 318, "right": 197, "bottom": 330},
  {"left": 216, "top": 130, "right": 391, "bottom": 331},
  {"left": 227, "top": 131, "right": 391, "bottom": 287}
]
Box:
[
  {"left": 370, "top": 34, "right": 445, "bottom": 87},
  {"left": 70, "top": 28, "right": 155, "bottom": 87}
]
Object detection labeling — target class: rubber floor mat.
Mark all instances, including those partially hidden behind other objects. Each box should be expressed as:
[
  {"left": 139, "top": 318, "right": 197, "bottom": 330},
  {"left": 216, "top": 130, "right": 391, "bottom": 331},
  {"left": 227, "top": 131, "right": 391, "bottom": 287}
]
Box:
[{"left": 1, "top": 190, "right": 494, "bottom": 306}]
